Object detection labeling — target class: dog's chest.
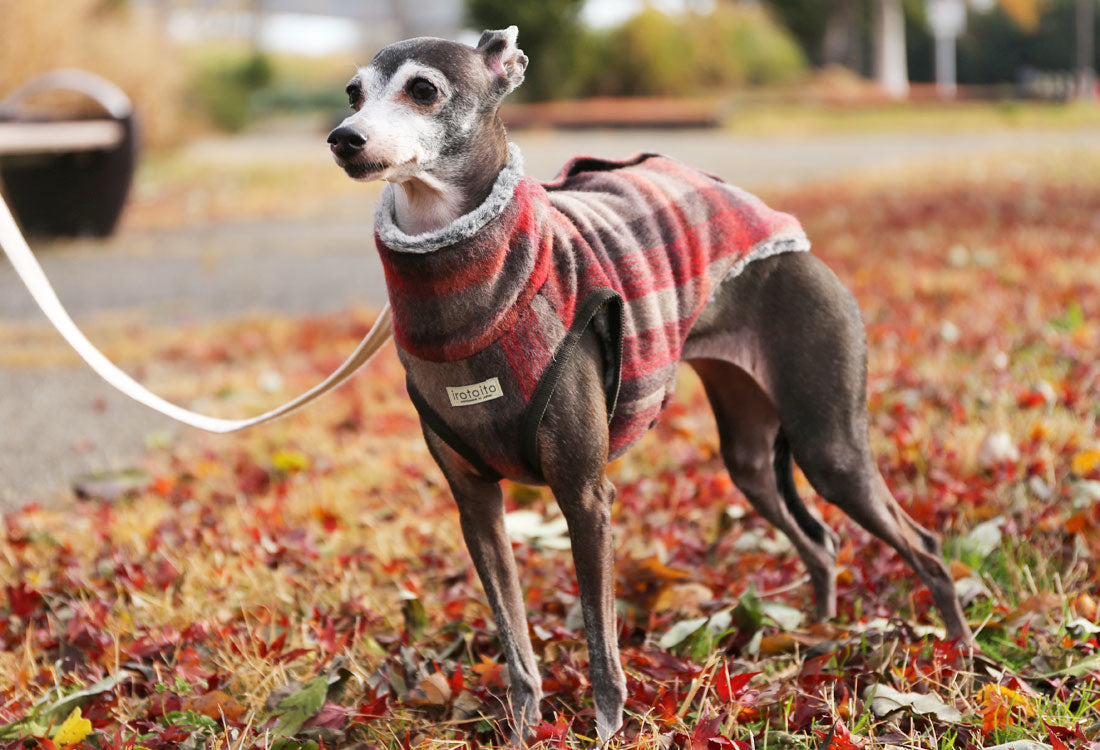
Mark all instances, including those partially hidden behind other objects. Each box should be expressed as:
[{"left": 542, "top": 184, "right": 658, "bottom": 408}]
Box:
[{"left": 398, "top": 293, "right": 569, "bottom": 483}]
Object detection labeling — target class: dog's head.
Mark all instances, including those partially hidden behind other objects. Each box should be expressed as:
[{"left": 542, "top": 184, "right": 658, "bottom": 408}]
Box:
[{"left": 328, "top": 27, "right": 526, "bottom": 184}]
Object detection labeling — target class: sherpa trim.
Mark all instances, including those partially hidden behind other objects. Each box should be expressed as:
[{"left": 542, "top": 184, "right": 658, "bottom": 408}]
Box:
[
  {"left": 708, "top": 182, "right": 811, "bottom": 300},
  {"left": 375, "top": 142, "right": 525, "bottom": 254}
]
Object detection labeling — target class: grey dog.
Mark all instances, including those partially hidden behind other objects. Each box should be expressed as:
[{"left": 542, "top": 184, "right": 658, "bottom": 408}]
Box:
[{"left": 327, "top": 26, "right": 971, "bottom": 742}]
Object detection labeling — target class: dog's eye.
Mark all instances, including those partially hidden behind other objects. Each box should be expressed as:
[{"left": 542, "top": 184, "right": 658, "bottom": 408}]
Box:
[
  {"left": 408, "top": 78, "right": 438, "bottom": 104},
  {"left": 346, "top": 84, "right": 360, "bottom": 108}
]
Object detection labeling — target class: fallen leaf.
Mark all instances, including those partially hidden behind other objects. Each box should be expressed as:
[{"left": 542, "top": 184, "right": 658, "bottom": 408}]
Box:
[
  {"left": 978, "top": 431, "right": 1019, "bottom": 468},
  {"left": 815, "top": 720, "right": 865, "bottom": 750},
  {"left": 1065, "top": 617, "right": 1100, "bottom": 635},
  {"left": 1006, "top": 593, "right": 1063, "bottom": 629},
  {"left": 979, "top": 684, "right": 1035, "bottom": 734},
  {"left": 653, "top": 582, "right": 714, "bottom": 614},
  {"left": 757, "top": 633, "right": 799, "bottom": 655},
  {"left": 72, "top": 470, "right": 149, "bottom": 502},
  {"left": 713, "top": 668, "right": 758, "bottom": 702},
  {"left": 864, "top": 684, "right": 962, "bottom": 722},
  {"left": 1071, "top": 449, "right": 1100, "bottom": 476},
  {"left": 503, "top": 510, "right": 571, "bottom": 549},
  {"left": 52, "top": 708, "right": 92, "bottom": 747},
  {"left": 949, "top": 559, "right": 973, "bottom": 580},
  {"left": 759, "top": 600, "right": 804, "bottom": 631},
  {"left": 450, "top": 691, "right": 483, "bottom": 721},
  {"left": 658, "top": 616, "right": 708, "bottom": 650},
  {"left": 302, "top": 701, "right": 353, "bottom": 730},
  {"left": 35, "top": 672, "right": 132, "bottom": 725},
  {"left": 271, "top": 675, "right": 328, "bottom": 738},
  {"left": 182, "top": 690, "right": 246, "bottom": 722},
  {"left": 472, "top": 655, "right": 505, "bottom": 689},
  {"left": 271, "top": 450, "right": 310, "bottom": 474},
  {"left": 1039, "top": 652, "right": 1100, "bottom": 678},
  {"left": 1074, "top": 592, "right": 1098, "bottom": 621},
  {"left": 405, "top": 671, "right": 452, "bottom": 707},
  {"left": 960, "top": 518, "right": 1004, "bottom": 560}
]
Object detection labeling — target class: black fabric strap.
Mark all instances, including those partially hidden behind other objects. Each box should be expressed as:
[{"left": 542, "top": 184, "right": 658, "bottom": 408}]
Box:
[
  {"left": 406, "top": 378, "right": 503, "bottom": 483},
  {"left": 520, "top": 288, "right": 624, "bottom": 478}
]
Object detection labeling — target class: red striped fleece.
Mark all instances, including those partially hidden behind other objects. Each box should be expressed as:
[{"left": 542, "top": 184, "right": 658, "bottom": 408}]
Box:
[{"left": 376, "top": 149, "right": 809, "bottom": 477}]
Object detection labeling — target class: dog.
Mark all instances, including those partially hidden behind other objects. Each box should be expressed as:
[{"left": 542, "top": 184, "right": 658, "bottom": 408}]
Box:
[{"left": 327, "top": 27, "right": 971, "bottom": 741}]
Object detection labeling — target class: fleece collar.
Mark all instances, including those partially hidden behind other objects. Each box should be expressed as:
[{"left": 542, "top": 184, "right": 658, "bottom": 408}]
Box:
[{"left": 374, "top": 142, "right": 525, "bottom": 254}]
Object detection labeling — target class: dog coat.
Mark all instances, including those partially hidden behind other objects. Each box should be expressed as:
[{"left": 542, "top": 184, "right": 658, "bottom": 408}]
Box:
[{"left": 375, "top": 144, "right": 810, "bottom": 481}]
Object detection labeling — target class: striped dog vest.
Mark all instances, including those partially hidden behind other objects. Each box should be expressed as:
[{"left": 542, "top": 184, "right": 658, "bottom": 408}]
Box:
[{"left": 375, "top": 144, "right": 809, "bottom": 481}]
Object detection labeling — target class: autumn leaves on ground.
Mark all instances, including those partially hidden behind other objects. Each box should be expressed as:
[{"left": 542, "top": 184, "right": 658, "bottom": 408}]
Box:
[{"left": 3, "top": 149, "right": 1100, "bottom": 749}]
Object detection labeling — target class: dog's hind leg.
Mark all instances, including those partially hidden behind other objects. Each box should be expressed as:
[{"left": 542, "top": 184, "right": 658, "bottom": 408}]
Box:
[
  {"left": 690, "top": 358, "right": 839, "bottom": 620},
  {"left": 733, "top": 252, "right": 970, "bottom": 642},
  {"left": 785, "top": 425, "right": 971, "bottom": 641},
  {"left": 422, "top": 435, "right": 543, "bottom": 741}
]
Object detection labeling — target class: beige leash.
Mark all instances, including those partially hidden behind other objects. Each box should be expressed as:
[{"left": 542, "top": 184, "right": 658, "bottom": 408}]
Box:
[{"left": 0, "top": 193, "right": 392, "bottom": 433}]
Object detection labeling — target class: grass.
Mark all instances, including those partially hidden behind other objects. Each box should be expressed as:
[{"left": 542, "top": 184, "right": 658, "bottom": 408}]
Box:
[
  {"left": 2, "top": 148, "right": 1100, "bottom": 748},
  {"left": 724, "top": 98, "right": 1100, "bottom": 135}
]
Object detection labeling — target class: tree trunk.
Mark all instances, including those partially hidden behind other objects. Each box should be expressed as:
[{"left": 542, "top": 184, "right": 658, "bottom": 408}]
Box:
[
  {"left": 873, "top": 0, "right": 909, "bottom": 99},
  {"left": 822, "top": 0, "right": 863, "bottom": 72}
]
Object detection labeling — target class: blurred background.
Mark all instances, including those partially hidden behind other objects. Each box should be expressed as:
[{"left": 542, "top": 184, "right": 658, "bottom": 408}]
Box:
[
  {"left": 1, "top": 0, "right": 1097, "bottom": 145},
  {"left": 0, "top": 0, "right": 1097, "bottom": 508}
]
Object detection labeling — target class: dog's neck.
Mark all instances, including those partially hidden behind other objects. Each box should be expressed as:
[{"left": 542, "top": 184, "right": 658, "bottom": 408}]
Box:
[{"left": 390, "top": 117, "right": 510, "bottom": 235}]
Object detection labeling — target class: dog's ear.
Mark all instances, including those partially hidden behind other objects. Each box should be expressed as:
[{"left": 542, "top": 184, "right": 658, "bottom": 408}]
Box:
[{"left": 477, "top": 26, "right": 527, "bottom": 97}]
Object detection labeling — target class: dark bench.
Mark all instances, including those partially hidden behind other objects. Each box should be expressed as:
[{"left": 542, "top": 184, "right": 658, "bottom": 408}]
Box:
[{"left": 0, "top": 70, "right": 138, "bottom": 237}]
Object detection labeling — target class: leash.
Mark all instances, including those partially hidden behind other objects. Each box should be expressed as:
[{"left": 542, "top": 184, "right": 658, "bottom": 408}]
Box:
[{"left": 0, "top": 192, "right": 392, "bottom": 433}]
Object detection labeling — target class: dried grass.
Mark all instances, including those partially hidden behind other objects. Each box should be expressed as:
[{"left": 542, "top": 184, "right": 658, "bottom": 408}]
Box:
[{"left": 0, "top": 0, "right": 189, "bottom": 148}]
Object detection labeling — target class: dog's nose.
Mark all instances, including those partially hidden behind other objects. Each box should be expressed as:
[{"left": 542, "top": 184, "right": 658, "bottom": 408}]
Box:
[{"left": 327, "top": 126, "right": 366, "bottom": 158}]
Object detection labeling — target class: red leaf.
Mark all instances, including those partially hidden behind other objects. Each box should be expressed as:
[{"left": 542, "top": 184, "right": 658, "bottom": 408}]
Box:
[
  {"left": 472, "top": 655, "right": 505, "bottom": 689},
  {"left": 448, "top": 665, "right": 464, "bottom": 694},
  {"left": 303, "top": 701, "right": 353, "bottom": 730},
  {"left": 1043, "top": 720, "right": 1083, "bottom": 750},
  {"left": 690, "top": 715, "right": 724, "bottom": 750},
  {"left": 7, "top": 582, "right": 44, "bottom": 617},
  {"left": 714, "top": 668, "right": 759, "bottom": 702},
  {"left": 532, "top": 713, "right": 572, "bottom": 748},
  {"left": 815, "top": 720, "right": 862, "bottom": 750},
  {"left": 355, "top": 688, "right": 390, "bottom": 723}
]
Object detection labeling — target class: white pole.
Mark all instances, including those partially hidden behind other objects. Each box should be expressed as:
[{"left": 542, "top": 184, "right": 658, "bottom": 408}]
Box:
[
  {"left": 875, "top": 0, "right": 910, "bottom": 99},
  {"left": 1079, "top": 0, "right": 1097, "bottom": 101},
  {"left": 935, "top": 34, "right": 957, "bottom": 99},
  {"left": 927, "top": 0, "right": 966, "bottom": 100}
]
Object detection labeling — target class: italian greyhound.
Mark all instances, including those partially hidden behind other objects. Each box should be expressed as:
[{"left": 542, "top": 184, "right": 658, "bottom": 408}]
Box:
[{"left": 327, "top": 27, "right": 970, "bottom": 742}]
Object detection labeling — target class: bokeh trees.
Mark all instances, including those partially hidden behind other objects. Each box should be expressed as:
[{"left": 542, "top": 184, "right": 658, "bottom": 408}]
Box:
[
  {"left": 761, "top": 0, "right": 1098, "bottom": 87},
  {"left": 466, "top": 0, "right": 587, "bottom": 101},
  {"left": 468, "top": 0, "right": 806, "bottom": 100}
]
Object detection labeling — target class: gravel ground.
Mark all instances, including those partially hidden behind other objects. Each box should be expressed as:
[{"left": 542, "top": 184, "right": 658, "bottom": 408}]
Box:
[{"left": 2, "top": 126, "right": 1098, "bottom": 510}]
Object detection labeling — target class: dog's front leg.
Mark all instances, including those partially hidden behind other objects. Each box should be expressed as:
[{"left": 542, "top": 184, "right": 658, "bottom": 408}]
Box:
[
  {"left": 424, "top": 433, "right": 542, "bottom": 741},
  {"left": 538, "top": 332, "right": 628, "bottom": 741},
  {"left": 552, "top": 472, "right": 626, "bottom": 741}
]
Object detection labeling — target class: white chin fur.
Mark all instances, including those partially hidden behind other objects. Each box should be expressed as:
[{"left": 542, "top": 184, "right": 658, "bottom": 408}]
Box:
[{"left": 376, "top": 142, "right": 524, "bottom": 254}]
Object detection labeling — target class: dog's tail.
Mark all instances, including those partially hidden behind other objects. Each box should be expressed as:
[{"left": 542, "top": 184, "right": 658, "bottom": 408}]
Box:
[{"left": 773, "top": 430, "right": 828, "bottom": 547}]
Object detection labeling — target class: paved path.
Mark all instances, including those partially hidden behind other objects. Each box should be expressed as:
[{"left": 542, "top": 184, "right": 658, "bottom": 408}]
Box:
[{"left": 2, "top": 126, "right": 1097, "bottom": 510}]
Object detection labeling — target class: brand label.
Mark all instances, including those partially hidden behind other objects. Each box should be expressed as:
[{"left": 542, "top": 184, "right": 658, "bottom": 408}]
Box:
[{"left": 446, "top": 377, "right": 503, "bottom": 407}]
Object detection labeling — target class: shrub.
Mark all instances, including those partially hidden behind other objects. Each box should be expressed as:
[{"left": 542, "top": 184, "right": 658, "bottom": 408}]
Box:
[
  {"left": 189, "top": 50, "right": 275, "bottom": 133},
  {"left": 587, "top": 2, "right": 807, "bottom": 97}
]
